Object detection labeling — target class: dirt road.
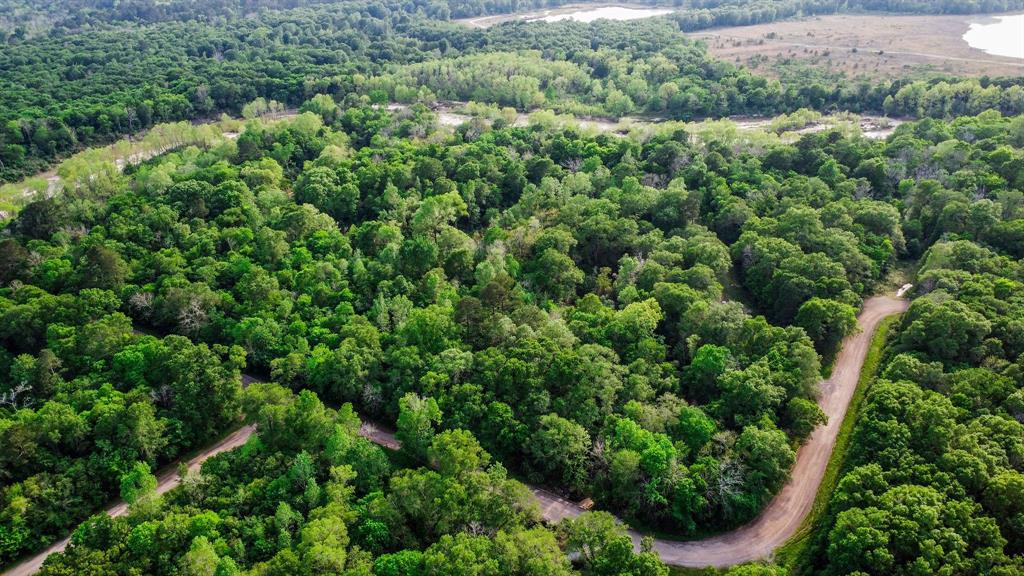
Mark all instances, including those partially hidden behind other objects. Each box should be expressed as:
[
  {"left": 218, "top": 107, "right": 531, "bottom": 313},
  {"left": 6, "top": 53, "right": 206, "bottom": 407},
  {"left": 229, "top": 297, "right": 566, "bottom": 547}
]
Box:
[
  {"left": 3, "top": 425, "right": 258, "bottom": 576},
  {"left": 642, "top": 295, "right": 908, "bottom": 566},
  {"left": 5, "top": 295, "right": 906, "bottom": 574},
  {"left": 522, "top": 295, "right": 907, "bottom": 566},
  {"left": 318, "top": 294, "right": 909, "bottom": 567}
]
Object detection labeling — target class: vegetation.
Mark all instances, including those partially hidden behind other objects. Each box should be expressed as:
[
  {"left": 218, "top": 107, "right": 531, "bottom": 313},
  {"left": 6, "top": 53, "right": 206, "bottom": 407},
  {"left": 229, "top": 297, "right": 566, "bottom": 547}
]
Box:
[
  {"left": 1, "top": 97, "right": 1021, "bottom": 573},
  {"left": 32, "top": 382, "right": 669, "bottom": 576},
  {"left": 1, "top": 0, "right": 1024, "bottom": 574},
  {"left": 665, "top": 0, "right": 1024, "bottom": 31},
  {"left": 1, "top": 106, "right": 833, "bottom": 558},
  {"left": 801, "top": 243, "right": 1024, "bottom": 575},
  {"left": 791, "top": 115, "right": 1024, "bottom": 574},
  {"left": 3, "top": 0, "right": 1023, "bottom": 183},
  {"left": 0, "top": 286, "right": 246, "bottom": 562},
  {"left": 3, "top": 0, "right": 1022, "bottom": 36}
]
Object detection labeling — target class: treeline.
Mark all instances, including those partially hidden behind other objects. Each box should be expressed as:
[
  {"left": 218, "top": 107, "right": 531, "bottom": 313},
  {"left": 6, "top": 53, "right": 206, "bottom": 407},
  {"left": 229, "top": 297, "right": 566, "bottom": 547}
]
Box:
[
  {"left": 372, "top": 40, "right": 1024, "bottom": 123},
  {"left": 0, "top": 0, "right": 432, "bottom": 182},
  {"left": 668, "top": 0, "right": 1024, "bottom": 30},
  {"left": 0, "top": 0, "right": 377, "bottom": 37},
  {"left": 884, "top": 79, "right": 1024, "bottom": 120},
  {"left": 5, "top": 0, "right": 1024, "bottom": 185},
  {"left": 0, "top": 119, "right": 241, "bottom": 218},
  {"left": 439, "top": 0, "right": 1024, "bottom": 21},
  {"left": 3, "top": 0, "right": 1022, "bottom": 36},
  {"left": 858, "top": 0, "right": 1024, "bottom": 12}
]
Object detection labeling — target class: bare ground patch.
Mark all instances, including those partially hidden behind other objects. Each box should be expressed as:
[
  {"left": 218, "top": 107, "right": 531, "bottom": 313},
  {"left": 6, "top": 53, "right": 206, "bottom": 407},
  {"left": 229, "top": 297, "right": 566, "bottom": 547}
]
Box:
[
  {"left": 455, "top": 2, "right": 671, "bottom": 27},
  {"left": 692, "top": 13, "right": 1024, "bottom": 80}
]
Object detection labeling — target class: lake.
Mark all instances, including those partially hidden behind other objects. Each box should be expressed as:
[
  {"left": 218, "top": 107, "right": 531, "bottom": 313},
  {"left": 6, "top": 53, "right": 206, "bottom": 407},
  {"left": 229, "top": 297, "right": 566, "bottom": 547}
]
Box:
[
  {"left": 962, "top": 13, "right": 1024, "bottom": 59},
  {"left": 528, "top": 6, "right": 675, "bottom": 23}
]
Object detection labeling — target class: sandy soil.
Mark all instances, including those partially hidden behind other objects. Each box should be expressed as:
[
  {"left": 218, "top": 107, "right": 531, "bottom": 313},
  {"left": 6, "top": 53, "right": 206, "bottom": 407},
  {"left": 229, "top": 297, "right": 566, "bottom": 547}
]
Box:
[
  {"left": 3, "top": 295, "right": 908, "bottom": 576},
  {"left": 396, "top": 101, "right": 902, "bottom": 140},
  {"left": 455, "top": 3, "right": 667, "bottom": 28},
  {"left": 694, "top": 13, "right": 1024, "bottom": 79},
  {"left": 3, "top": 110, "right": 299, "bottom": 211}
]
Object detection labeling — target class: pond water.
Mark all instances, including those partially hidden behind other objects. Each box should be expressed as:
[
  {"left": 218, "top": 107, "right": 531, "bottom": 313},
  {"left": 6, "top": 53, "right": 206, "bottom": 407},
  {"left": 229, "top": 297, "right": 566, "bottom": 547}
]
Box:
[
  {"left": 529, "top": 6, "right": 674, "bottom": 23},
  {"left": 962, "top": 13, "right": 1024, "bottom": 59}
]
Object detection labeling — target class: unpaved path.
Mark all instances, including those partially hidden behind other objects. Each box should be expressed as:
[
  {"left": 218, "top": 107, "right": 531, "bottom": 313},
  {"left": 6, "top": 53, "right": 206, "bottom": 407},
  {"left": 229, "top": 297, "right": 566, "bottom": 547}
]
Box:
[
  {"left": 640, "top": 295, "right": 908, "bottom": 566},
  {"left": 4, "top": 295, "right": 906, "bottom": 574},
  {"left": 2, "top": 425, "right": 257, "bottom": 576},
  {"left": 348, "top": 294, "right": 909, "bottom": 567}
]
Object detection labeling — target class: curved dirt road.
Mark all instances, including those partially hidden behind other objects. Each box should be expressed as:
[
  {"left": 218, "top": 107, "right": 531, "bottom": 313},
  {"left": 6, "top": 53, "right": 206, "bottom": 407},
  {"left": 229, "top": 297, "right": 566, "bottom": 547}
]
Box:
[
  {"left": 4, "top": 295, "right": 906, "bottom": 574},
  {"left": 3, "top": 425, "right": 257, "bottom": 576},
  {"left": 522, "top": 295, "right": 907, "bottom": 566},
  {"left": 645, "top": 294, "right": 907, "bottom": 566}
]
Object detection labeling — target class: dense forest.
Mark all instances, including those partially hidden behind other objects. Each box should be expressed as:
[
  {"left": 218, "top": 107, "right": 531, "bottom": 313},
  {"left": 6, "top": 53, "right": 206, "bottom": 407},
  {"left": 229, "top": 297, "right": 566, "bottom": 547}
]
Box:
[
  {"left": 2, "top": 92, "right": 1023, "bottom": 574},
  {"left": 2, "top": 0, "right": 1024, "bottom": 574},
  {"left": 3, "top": 0, "right": 1024, "bottom": 183},
  {"left": 0, "top": 291, "right": 245, "bottom": 555},
  {"left": 2, "top": 0, "right": 1022, "bottom": 34}
]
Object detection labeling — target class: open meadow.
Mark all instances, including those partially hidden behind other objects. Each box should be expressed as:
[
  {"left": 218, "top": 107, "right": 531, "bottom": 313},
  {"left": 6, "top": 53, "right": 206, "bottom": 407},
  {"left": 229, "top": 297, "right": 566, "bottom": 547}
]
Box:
[{"left": 693, "top": 12, "right": 1024, "bottom": 80}]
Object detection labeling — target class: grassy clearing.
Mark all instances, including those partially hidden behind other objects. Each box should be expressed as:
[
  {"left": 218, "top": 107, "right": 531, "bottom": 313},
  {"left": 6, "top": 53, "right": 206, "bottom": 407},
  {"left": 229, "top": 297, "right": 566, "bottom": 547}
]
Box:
[
  {"left": 695, "top": 13, "right": 1024, "bottom": 81},
  {"left": 774, "top": 314, "right": 899, "bottom": 571}
]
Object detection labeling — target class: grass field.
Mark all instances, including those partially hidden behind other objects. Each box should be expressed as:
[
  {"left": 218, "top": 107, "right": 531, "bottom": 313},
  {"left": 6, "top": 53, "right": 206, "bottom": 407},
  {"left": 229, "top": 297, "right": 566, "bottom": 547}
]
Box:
[{"left": 693, "top": 13, "right": 1024, "bottom": 81}]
